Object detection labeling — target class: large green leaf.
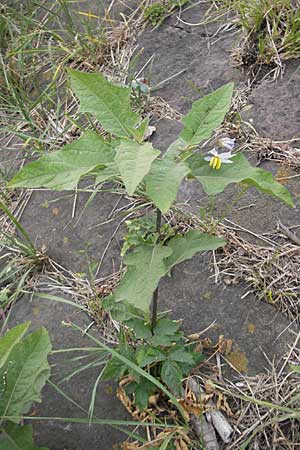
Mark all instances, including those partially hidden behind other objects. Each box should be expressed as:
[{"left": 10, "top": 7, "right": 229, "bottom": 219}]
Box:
[
  {"left": 145, "top": 159, "right": 190, "bottom": 213},
  {"left": 0, "top": 423, "right": 49, "bottom": 450},
  {"left": 69, "top": 69, "right": 139, "bottom": 138},
  {"left": 180, "top": 83, "right": 234, "bottom": 146},
  {"left": 9, "top": 132, "right": 115, "bottom": 190},
  {"left": 0, "top": 328, "right": 51, "bottom": 423},
  {"left": 0, "top": 322, "right": 30, "bottom": 370},
  {"left": 114, "top": 244, "right": 172, "bottom": 311},
  {"left": 188, "top": 153, "right": 294, "bottom": 207},
  {"left": 165, "top": 230, "right": 226, "bottom": 271},
  {"left": 115, "top": 141, "right": 160, "bottom": 196}
]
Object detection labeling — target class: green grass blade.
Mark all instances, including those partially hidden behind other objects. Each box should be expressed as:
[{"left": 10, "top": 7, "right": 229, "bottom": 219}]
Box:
[{"left": 0, "top": 202, "right": 35, "bottom": 252}]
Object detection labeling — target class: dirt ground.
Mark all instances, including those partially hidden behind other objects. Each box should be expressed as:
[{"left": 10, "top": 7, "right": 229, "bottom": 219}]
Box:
[{"left": 3, "top": 1, "right": 300, "bottom": 449}]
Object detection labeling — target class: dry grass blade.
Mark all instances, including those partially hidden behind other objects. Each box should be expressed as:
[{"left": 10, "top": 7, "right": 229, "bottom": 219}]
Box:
[{"left": 39, "top": 258, "right": 123, "bottom": 344}]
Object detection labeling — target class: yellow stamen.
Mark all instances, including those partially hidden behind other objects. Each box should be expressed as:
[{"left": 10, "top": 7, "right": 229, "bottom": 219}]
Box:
[{"left": 210, "top": 156, "right": 222, "bottom": 170}]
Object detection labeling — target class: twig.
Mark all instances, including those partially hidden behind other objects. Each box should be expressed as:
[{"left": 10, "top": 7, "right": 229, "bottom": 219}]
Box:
[{"left": 278, "top": 220, "right": 300, "bottom": 247}]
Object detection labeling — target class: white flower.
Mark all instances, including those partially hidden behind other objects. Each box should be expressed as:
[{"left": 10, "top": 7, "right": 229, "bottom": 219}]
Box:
[
  {"left": 204, "top": 148, "right": 234, "bottom": 170},
  {"left": 218, "top": 137, "right": 235, "bottom": 151}
]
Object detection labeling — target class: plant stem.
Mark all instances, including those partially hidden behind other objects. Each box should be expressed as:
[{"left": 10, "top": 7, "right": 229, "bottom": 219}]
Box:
[
  {"left": 151, "top": 208, "right": 162, "bottom": 333},
  {"left": 156, "top": 208, "right": 162, "bottom": 232}
]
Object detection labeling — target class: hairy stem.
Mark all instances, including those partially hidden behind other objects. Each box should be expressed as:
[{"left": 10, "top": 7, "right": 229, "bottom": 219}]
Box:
[{"left": 151, "top": 208, "right": 162, "bottom": 333}]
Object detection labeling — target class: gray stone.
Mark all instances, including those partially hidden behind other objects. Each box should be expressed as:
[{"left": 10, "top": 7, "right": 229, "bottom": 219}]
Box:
[{"left": 243, "top": 60, "right": 300, "bottom": 140}]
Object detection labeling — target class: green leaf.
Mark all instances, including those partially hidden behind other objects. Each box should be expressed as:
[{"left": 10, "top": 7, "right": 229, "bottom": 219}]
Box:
[
  {"left": 9, "top": 132, "right": 115, "bottom": 190},
  {"left": 136, "top": 346, "right": 166, "bottom": 367},
  {"left": 115, "top": 140, "right": 160, "bottom": 195},
  {"left": 0, "top": 328, "right": 51, "bottom": 423},
  {"left": 153, "top": 318, "right": 181, "bottom": 336},
  {"left": 188, "top": 153, "right": 294, "bottom": 207},
  {"left": 149, "top": 333, "right": 184, "bottom": 347},
  {"left": 70, "top": 322, "right": 187, "bottom": 420},
  {"left": 289, "top": 365, "right": 300, "bottom": 373},
  {"left": 164, "top": 138, "right": 187, "bottom": 161},
  {"left": 126, "top": 319, "right": 152, "bottom": 340},
  {"left": 130, "top": 117, "right": 149, "bottom": 142},
  {"left": 191, "top": 352, "right": 206, "bottom": 366},
  {"left": 94, "top": 163, "right": 119, "bottom": 186},
  {"left": 102, "top": 335, "right": 135, "bottom": 381},
  {"left": 145, "top": 159, "right": 190, "bottom": 213},
  {"left": 118, "top": 334, "right": 136, "bottom": 361},
  {"left": 125, "top": 380, "right": 156, "bottom": 411},
  {"left": 114, "top": 243, "right": 172, "bottom": 312},
  {"left": 180, "top": 83, "right": 234, "bottom": 146},
  {"left": 102, "top": 295, "right": 142, "bottom": 322},
  {"left": 161, "top": 360, "right": 183, "bottom": 396},
  {"left": 165, "top": 230, "right": 226, "bottom": 271},
  {"left": 101, "top": 356, "right": 126, "bottom": 381},
  {"left": 0, "top": 322, "right": 30, "bottom": 370},
  {"left": 0, "top": 423, "right": 49, "bottom": 450},
  {"left": 169, "top": 348, "right": 195, "bottom": 365},
  {"left": 68, "top": 69, "right": 139, "bottom": 138},
  {"left": 135, "top": 385, "right": 150, "bottom": 411}
]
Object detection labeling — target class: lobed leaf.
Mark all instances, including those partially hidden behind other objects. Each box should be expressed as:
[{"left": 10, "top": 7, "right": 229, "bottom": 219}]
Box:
[
  {"left": 125, "top": 380, "right": 156, "bottom": 411},
  {"left": 153, "top": 318, "right": 181, "bottom": 336},
  {"left": 188, "top": 153, "right": 294, "bottom": 207},
  {"left": 0, "top": 322, "right": 30, "bottom": 370},
  {"left": 114, "top": 244, "right": 172, "bottom": 312},
  {"left": 136, "top": 346, "right": 166, "bottom": 367},
  {"left": 145, "top": 159, "right": 190, "bottom": 213},
  {"left": 169, "top": 348, "right": 195, "bottom": 365},
  {"left": 115, "top": 140, "right": 160, "bottom": 196},
  {"left": 69, "top": 69, "right": 139, "bottom": 138},
  {"left": 101, "top": 357, "right": 126, "bottom": 381},
  {"left": 9, "top": 132, "right": 115, "bottom": 190},
  {"left": 102, "top": 295, "right": 142, "bottom": 322},
  {"left": 149, "top": 333, "right": 184, "bottom": 347},
  {"left": 126, "top": 319, "right": 152, "bottom": 340},
  {"left": 165, "top": 230, "right": 226, "bottom": 271},
  {"left": 134, "top": 384, "right": 151, "bottom": 411},
  {"left": 180, "top": 82, "right": 234, "bottom": 146},
  {"left": 113, "top": 232, "right": 226, "bottom": 313},
  {"left": 0, "top": 327, "right": 51, "bottom": 423}
]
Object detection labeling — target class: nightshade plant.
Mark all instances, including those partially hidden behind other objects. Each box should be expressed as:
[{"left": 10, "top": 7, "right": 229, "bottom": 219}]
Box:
[{"left": 8, "top": 70, "right": 294, "bottom": 409}]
